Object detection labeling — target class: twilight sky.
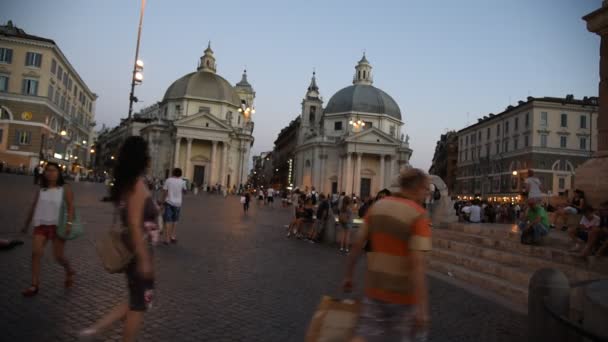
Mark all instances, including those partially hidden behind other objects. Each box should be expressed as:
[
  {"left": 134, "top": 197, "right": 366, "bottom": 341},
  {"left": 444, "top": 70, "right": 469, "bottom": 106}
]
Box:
[{"left": 2, "top": 0, "right": 600, "bottom": 171}]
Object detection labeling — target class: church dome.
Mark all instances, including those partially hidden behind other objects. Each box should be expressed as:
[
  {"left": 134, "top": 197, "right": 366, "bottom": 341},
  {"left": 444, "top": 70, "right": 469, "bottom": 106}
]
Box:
[
  {"left": 324, "top": 84, "right": 402, "bottom": 120},
  {"left": 162, "top": 71, "right": 241, "bottom": 106}
]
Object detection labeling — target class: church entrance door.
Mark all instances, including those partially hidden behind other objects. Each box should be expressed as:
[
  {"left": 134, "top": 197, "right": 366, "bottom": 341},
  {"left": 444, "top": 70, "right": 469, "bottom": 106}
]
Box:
[
  {"left": 193, "top": 165, "right": 205, "bottom": 187},
  {"left": 360, "top": 178, "right": 371, "bottom": 199}
]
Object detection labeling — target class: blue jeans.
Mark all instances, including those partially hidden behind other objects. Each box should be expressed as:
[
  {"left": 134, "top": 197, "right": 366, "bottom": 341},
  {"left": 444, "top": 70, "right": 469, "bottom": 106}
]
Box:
[{"left": 519, "top": 222, "right": 548, "bottom": 243}]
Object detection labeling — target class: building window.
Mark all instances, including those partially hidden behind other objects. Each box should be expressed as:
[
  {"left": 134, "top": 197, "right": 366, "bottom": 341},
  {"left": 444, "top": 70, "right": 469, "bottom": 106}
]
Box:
[
  {"left": 334, "top": 121, "right": 343, "bottom": 131},
  {"left": 198, "top": 106, "right": 210, "bottom": 113},
  {"left": 503, "top": 140, "right": 509, "bottom": 153},
  {"left": 47, "top": 84, "right": 54, "bottom": 100},
  {"left": 579, "top": 137, "right": 587, "bottom": 150},
  {"left": 51, "top": 59, "right": 57, "bottom": 74},
  {"left": 389, "top": 125, "right": 395, "bottom": 136},
  {"left": 540, "top": 112, "right": 548, "bottom": 126},
  {"left": 57, "top": 66, "right": 63, "bottom": 81},
  {"left": 22, "top": 79, "right": 38, "bottom": 96},
  {"left": 309, "top": 106, "right": 316, "bottom": 123},
  {"left": 514, "top": 137, "right": 519, "bottom": 150},
  {"left": 514, "top": 117, "right": 519, "bottom": 130},
  {"left": 17, "top": 131, "right": 31, "bottom": 145},
  {"left": 580, "top": 115, "right": 587, "bottom": 129},
  {"left": 60, "top": 95, "right": 66, "bottom": 111},
  {"left": 495, "top": 142, "right": 500, "bottom": 154},
  {"left": 505, "top": 121, "right": 509, "bottom": 133},
  {"left": 485, "top": 144, "right": 490, "bottom": 157},
  {"left": 465, "top": 135, "right": 469, "bottom": 146},
  {"left": 560, "top": 113, "right": 568, "bottom": 128},
  {"left": 487, "top": 127, "right": 491, "bottom": 140},
  {"left": 496, "top": 124, "right": 500, "bottom": 136},
  {"left": 524, "top": 135, "right": 529, "bottom": 147},
  {"left": 62, "top": 73, "right": 68, "bottom": 87},
  {"left": 0, "top": 107, "right": 10, "bottom": 120},
  {"left": 540, "top": 134, "right": 547, "bottom": 147},
  {"left": 558, "top": 178, "right": 565, "bottom": 190},
  {"left": 0, "top": 128, "right": 3, "bottom": 142},
  {"left": 525, "top": 112, "right": 530, "bottom": 127},
  {"left": 0, "top": 75, "right": 8, "bottom": 92},
  {"left": 364, "top": 121, "right": 373, "bottom": 129},
  {"left": 237, "top": 116, "right": 241, "bottom": 125},
  {"left": 0, "top": 48, "right": 13, "bottom": 64},
  {"left": 67, "top": 78, "right": 72, "bottom": 91},
  {"left": 477, "top": 147, "right": 481, "bottom": 159},
  {"left": 226, "top": 111, "right": 233, "bottom": 123},
  {"left": 560, "top": 136, "right": 567, "bottom": 148},
  {"left": 175, "top": 104, "right": 182, "bottom": 114},
  {"left": 478, "top": 131, "right": 481, "bottom": 142},
  {"left": 73, "top": 86, "right": 77, "bottom": 96},
  {"left": 25, "top": 52, "right": 42, "bottom": 68}
]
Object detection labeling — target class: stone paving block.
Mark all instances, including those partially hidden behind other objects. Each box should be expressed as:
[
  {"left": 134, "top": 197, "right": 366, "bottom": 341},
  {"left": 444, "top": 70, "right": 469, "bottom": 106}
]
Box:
[{"left": 0, "top": 173, "right": 527, "bottom": 341}]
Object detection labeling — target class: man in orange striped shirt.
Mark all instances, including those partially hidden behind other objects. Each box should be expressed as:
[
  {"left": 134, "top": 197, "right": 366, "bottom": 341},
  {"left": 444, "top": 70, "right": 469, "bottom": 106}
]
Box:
[{"left": 344, "top": 168, "right": 432, "bottom": 341}]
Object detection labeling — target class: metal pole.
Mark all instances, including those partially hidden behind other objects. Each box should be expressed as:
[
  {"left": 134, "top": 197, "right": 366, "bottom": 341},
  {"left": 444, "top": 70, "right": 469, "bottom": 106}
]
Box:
[{"left": 128, "top": 0, "right": 146, "bottom": 120}]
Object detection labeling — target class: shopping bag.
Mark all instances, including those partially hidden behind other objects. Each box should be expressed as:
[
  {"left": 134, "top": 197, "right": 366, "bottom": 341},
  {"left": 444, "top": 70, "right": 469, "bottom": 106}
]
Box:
[
  {"left": 240, "top": 196, "right": 246, "bottom": 204},
  {"left": 305, "top": 296, "right": 360, "bottom": 342},
  {"left": 56, "top": 188, "right": 84, "bottom": 240}
]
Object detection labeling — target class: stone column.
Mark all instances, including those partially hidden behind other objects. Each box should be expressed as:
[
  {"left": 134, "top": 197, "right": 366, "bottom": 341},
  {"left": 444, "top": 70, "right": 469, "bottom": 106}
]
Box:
[
  {"left": 576, "top": 5, "right": 608, "bottom": 207},
  {"left": 185, "top": 138, "right": 193, "bottom": 180},
  {"left": 174, "top": 137, "right": 182, "bottom": 168},
  {"left": 345, "top": 153, "right": 352, "bottom": 195},
  {"left": 337, "top": 156, "right": 343, "bottom": 193},
  {"left": 390, "top": 156, "right": 396, "bottom": 178},
  {"left": 221, "top": 143, "right": 228, "bottom": 186},
  {"left": 355, "top": 153, "right": 362, "bottom": 196},
  {"left": 379, "top": 154, "right": 386, "bottom": 190},
  {"left": 210, "top": 140, "right": 218, "bottom": 184},
  {"left": 319, "top": 152, "right": 326, "bottom": 193}
]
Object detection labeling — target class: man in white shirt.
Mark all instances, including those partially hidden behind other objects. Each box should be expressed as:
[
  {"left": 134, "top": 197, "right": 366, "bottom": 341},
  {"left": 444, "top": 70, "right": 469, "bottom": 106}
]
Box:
[
  {"left": 163, "top": 168, "right": 187, "bottom": 245},
  {"left": 524, "top": 169, "right": 544, "bottom": 202},
  {"left": 569, "top": 206, "right": 601, "bottom": 256},
  {"left": 469, "top": 200, "right": 482, "bottom": 223},
  {"left": 266, "top": 187, "right": 275, "bottom": 207}
]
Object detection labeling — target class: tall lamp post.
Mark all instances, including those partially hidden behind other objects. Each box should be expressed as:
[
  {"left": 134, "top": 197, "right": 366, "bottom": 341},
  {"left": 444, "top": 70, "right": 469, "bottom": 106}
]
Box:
[
  {"left": 348, "top": 116, "right": 365, "bottom": 196},
  {"left": 237, "top": 102, "right": 255, "bottom": 187},
  {"left": 127, "top": 0, "right": 146, "bottom": 120}
]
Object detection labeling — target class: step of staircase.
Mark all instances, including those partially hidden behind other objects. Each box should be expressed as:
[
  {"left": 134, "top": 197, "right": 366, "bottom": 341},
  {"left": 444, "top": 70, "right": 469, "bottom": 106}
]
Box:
[
  {"left": 431, "top": 248, "right": 532, "bottom": 288},
  {"left": 428, "top": 258, "right": 528, "bottom": 307},
  {"left": 428, "top": 223, "right": 608, "bottom": 310},
  {"left": 433, "top": 227, "right": 608, "bottom": 274}
]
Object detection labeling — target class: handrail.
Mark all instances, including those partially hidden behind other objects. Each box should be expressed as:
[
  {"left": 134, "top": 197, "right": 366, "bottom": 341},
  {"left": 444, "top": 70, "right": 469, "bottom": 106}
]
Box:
[{"left": 542, "top": 280, "right": 608, "bottom": 342}]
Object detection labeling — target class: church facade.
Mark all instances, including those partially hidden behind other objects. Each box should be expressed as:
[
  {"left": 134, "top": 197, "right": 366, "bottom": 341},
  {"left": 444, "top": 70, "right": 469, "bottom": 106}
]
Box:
[
  {"left": 292, "top": 55, "right": 412, "bottom": 198},
  {"left": 109, "top": 44, "right": 255, "bottom": 188}
]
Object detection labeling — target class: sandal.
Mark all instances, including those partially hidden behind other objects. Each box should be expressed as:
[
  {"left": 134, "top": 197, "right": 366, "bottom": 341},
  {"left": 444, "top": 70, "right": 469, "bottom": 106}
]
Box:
[
  {"left": 22, "top": 285, "right": 39, "bottom": 297},
  {"left": 65, "top": 270, "right": 76, "bottom": 288}
]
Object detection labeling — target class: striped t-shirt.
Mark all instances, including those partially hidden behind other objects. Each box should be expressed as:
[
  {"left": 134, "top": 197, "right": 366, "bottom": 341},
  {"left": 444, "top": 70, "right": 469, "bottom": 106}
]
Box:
[{"left": 359, "top": 195, "right": 432, "bottom": 304}]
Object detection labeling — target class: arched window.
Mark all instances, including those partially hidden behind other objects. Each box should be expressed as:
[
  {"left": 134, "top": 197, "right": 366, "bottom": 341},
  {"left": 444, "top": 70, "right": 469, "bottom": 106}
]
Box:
[
  {"left": 363, "top": 70, "right": 366, "bottom": 79},
  {"left": 0, "top": 106, "right": 13, "bottom": 120},
  {"left": 358, "top": 71, "right": 361, "bottom": 80},
  {"left": 50, "top": 117, "right": 59, "bottom": 131}
]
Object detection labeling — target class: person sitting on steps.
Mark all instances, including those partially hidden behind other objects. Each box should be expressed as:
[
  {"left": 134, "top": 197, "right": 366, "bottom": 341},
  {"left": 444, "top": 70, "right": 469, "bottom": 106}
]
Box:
[
  {"left": 519, "top": 198, "right": 549, "bottom": 245},
  {"left": 568, "top": 206, "right": 602, "bottom": 257}
]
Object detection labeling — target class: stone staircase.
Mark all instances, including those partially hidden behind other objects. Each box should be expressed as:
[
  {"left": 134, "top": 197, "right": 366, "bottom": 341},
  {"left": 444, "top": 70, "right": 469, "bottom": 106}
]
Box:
[{"left": 429, "top": 223, "right": 608, "bottom": 309}]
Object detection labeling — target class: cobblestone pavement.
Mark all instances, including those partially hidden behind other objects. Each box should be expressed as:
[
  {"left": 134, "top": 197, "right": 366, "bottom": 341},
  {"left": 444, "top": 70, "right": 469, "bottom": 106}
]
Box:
[{"left": 0, "top": 174, "right": 527, "bottom": 341}]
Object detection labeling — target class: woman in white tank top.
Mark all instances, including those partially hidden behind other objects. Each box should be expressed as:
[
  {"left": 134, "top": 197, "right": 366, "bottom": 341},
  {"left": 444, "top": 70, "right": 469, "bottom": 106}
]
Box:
[{"left": 21, "top": 162, "right": 75, "bottom": 297}]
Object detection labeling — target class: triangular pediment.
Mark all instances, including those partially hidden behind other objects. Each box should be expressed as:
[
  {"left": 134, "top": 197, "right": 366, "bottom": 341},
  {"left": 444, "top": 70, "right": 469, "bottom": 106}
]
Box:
[
  {"left": 344, "top": 127, "right": 399, "bottom": 145},
  {"left": 174, "top": 112, "right": 231, "bottom": 131}
]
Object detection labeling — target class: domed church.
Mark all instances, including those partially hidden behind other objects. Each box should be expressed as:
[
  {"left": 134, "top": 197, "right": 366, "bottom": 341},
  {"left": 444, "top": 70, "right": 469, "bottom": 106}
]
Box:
[
  {"left": 293, "top": 54, "right": 412, "bottom": 198},
  {"left": 139, "top": 43, "right": 255, "bottom": 188}
]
